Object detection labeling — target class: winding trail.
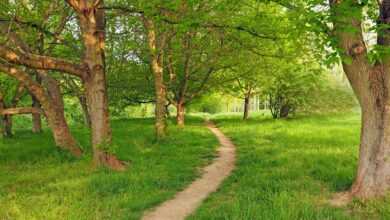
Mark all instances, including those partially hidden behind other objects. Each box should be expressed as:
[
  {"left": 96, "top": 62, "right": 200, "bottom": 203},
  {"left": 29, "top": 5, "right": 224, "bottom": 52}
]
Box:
[{"left": 142, "top": 121, "right": 236, "bottom": 220}]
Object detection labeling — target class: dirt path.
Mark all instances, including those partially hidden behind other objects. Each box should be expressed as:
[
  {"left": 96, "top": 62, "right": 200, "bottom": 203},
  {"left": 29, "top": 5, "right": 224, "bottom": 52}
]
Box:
[{"left": 142, "top": 121, "right": 236, "bottom": 220}]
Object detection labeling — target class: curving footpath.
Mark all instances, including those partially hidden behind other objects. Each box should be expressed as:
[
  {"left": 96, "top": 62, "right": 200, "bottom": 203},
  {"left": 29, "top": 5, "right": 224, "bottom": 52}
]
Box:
[{"left": 142, "top": 121, "right": 236, "bottom": 220}]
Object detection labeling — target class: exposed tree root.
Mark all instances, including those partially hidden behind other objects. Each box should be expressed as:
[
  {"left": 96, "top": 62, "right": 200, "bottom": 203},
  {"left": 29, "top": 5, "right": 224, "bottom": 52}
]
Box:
[
  {"left": 95, "top": 151, "right": 128, "bottom": 171},
  {"left": 329, "top": 192, "right": 353, "bottom": 207}
]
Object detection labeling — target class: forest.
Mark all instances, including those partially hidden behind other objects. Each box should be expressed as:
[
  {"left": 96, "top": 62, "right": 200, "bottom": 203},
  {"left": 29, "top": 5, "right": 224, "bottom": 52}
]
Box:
[{"left": 1, "top": 0, "right": 390, "bottom": 219}]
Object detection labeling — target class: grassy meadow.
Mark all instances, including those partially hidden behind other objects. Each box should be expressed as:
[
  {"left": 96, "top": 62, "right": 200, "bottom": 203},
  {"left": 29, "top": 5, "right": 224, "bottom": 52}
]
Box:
[
  {"left": 190, "top": 112, "right": 390, "bottom": 220},
  {"left": 3, "top": 112, "right": 390, "bottom": 219},
  {"left": 0, "top": 117, "right": 218, "bottom": 220}
]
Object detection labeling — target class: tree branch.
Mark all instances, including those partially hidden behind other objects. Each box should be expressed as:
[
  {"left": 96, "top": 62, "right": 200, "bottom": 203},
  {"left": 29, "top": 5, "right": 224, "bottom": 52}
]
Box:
[{"left": 0, "top": 45, "right": 85, "bottom": 78}]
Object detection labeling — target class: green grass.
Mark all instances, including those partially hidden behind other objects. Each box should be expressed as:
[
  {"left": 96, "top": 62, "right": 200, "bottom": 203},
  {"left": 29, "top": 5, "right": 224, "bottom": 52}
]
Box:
[
  {"left": 4, "top": 113, "right": 390, "bottom": 220},
  {"left": 0, "top": 117, "right": 218, "bottom": 220},
  {"left": 190, "top": 112, "right": 390, "bottom": 220}
]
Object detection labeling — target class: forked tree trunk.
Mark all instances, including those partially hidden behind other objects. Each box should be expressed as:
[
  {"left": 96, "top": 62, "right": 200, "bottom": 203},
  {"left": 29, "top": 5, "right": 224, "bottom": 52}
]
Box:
[
  {"left": 77, "top": 0, "right": 125, "bottom": 170},
  {"left": 176, "top": 102, "right": 185, "bottom": 126},
  {"left": 243, "top": 95, "right": 250, "bottom": 120}
]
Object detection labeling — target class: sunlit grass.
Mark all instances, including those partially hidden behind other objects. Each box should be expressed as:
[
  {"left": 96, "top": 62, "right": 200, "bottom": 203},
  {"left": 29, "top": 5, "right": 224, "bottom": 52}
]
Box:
[
  {"left": 190, "top": 112, "right": 390, "bottom": 220},
  {"left": 0, "top": 117, "right": 218, "bottom": 220}
]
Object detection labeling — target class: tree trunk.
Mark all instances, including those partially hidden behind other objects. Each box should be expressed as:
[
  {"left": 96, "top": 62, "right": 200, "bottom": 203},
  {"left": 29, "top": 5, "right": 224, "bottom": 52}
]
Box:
[
  {"left": 279, "top": 105, "right": 290, "bottom": 118},
  {"left": 78, "top": 95, "right": 91, "bottom": 128},
  {"left": 31, "top": 74, "right": 42, "bottom": 133},
  {"left": 77, "top": 0, "right": 125, "bottom": 170},
  {"left": 165, "top": 104, "right": 170, "bottom": 118},
  {"left": 350, "top": 98, "right": 390, "bottom": 198},
  {"left": 329, "top": 0, "right": 390, "bottom": 199},
  {"left": 0, "top": 117, "right": 3, "bottom": 138},
  {"left": 0, "top": 93, "right": 8, "bottom": 137},
  {"left": 3, "top": 115, "right": 12, "bottom": 137},
  {"left": 176, "top": 102, "right": 185, "bottom": 126},
  {"left": 39, "top": 72, "right": 82, "bottom": 157},
  {"left": 0, "top": 64, "right": 82, "bottom": 156},
  {"left": 243, "top": 96, "right": 250, "bottom": 120},
  {"left": 143, "top": 17, "right": 167, "bottom": 140},
  {"left": 32, "top": 96, "right": 42, "bottom": 133}
]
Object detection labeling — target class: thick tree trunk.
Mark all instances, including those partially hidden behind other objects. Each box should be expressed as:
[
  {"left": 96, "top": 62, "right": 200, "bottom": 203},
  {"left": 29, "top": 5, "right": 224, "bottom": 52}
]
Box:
[
  {"left": 243, "top": 96, "right": 250, "bottom": 120},
  {"left": 350, "top": 100, "right": 390, "bottom": 198},
  {"left": 176, "top": 102, "right": 185, "bottom": 126},
  {"left": 0, "top": 64, "right": 82, "bottom": 156},
  {"left": 42, "top": 74, "right": 82, "bottom": 156},
  {"left": 77, "top": 0, "right": 125, "bottom": 170},
  {"left": 46, "top": 107, "right": 82, "bottom": 156},
  {"left": 329, "top": 0, "right": 390, "bottom": 199},
  {"left": 31, "top": 96, "right": 42, "bottom": 133},
  {"left": 78, "top": 95, "right": 91, "bottom": 128}
]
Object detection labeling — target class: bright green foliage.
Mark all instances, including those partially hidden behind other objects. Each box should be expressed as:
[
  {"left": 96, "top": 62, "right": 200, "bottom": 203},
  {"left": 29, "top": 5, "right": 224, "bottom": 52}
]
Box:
[
  {"left": 261, "top": 59, "right": 324, "bottom": 118},
  {"left": 304, "top": 75, "right": 357, "bottom": 114},
  {"left": 0, "top": 75, "right": 19, "bottom": 104},
  {"left": 0, "top": 117, "right": 217, "bottom": 220}
]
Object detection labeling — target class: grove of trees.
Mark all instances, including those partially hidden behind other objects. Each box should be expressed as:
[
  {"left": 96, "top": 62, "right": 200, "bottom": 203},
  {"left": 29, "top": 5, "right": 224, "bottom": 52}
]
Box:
[{"left": 2, "top": 0, "right": 390, "bottom": 204}]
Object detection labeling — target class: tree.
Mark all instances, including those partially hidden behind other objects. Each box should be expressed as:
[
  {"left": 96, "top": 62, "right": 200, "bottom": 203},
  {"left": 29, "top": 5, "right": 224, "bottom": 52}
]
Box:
[
  {"left": 0, "top": 0, "right": 125, "bottom": 170},
  {"left": 262, "top": 59, "right": 321, "bottom": 119},
  {"left": 165, "top": 26, "right": 232, "bottom": 126},
  {"left": 220, "top": 66, "right": 261, "bottom": 120},
  {"left": 321, "top": 0, "right": 390, "bottom": 199}
]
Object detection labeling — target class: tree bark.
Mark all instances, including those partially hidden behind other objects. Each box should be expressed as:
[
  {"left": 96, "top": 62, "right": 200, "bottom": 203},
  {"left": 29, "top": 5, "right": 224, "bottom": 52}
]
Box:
[
  {"left": 32, "top": 75, "right": 42, "bottom": 133},
  {"left": 243, "top": 95, "right": 250, "bottom": 120},
  {"left": 39, "top": 71, "right": 84, "bottom": 156},
  {"left": 78, "top": 95, "right": 91, "bottom": 128},
  {"left": 330, "top": 0, "right": 390, "bottom": 199},
  {"left": 76, "top": 0, "right": 126, "bottom": 170},
  {"left": 0, "top": 63, "right": 82, "bottom": 157},
  {"left": 143, "top": 17, "right": 167, "bottom": 139},
  {"left": 176, "top": 102, "right": 185, "bottom": 126},
  {"left": 32, "top": 96, "right": 42, "bottom": 133},
  {"left": 0, "top": 107, "right": 42, "bottom": 115}
]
